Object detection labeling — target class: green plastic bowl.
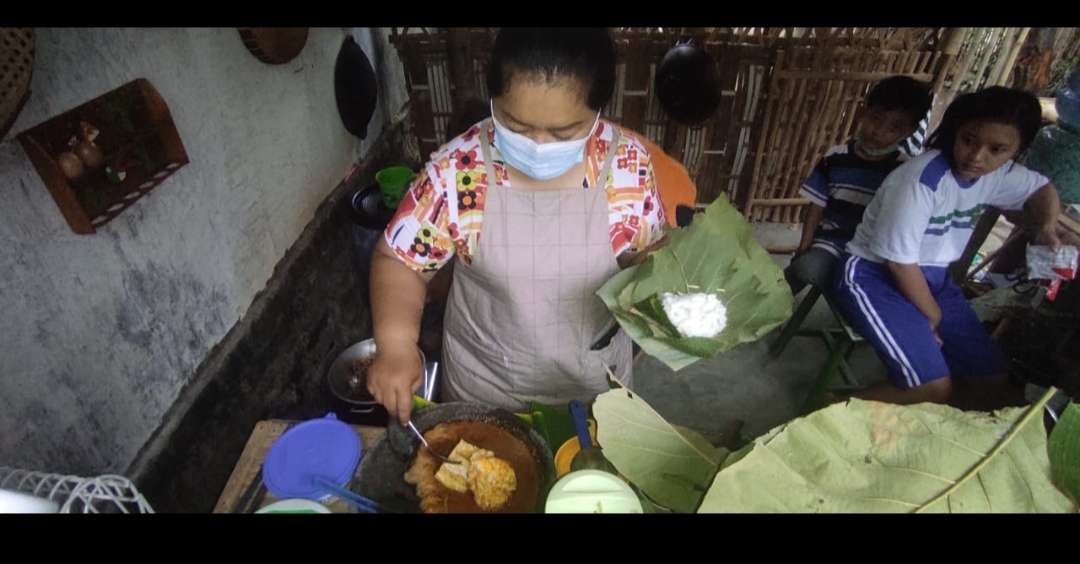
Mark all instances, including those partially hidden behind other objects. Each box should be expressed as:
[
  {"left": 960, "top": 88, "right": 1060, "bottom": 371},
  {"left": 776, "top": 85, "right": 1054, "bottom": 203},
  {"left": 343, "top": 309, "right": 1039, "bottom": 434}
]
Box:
[{"left": 376, "top": 166, "right": 417, "bottom": 209}]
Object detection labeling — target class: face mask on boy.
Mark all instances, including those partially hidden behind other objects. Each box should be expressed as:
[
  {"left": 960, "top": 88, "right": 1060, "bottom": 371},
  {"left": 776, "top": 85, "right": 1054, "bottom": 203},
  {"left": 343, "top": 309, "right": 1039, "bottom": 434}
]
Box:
[{"left": 854, "top": 131, "right": 900, "bottom": 157}]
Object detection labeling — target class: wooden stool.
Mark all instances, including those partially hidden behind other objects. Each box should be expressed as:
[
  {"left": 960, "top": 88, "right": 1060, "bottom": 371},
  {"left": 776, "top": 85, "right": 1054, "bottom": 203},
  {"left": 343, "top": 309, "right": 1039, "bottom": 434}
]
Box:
[{"left": 770, "top": 286, "right": 866, "bottom": 414}]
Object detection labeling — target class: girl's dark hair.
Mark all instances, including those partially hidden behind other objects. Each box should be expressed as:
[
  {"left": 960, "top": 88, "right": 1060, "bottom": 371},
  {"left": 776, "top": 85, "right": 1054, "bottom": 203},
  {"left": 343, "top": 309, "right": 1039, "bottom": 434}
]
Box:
[
  {"left": 927, "top": 86, "right": 1043, "bottom": 162},
  {"left": 486, "top": 28, "right": 617, "bottom": 111},
  {"left": 865, "top": 76, "right": 932, "bottom": 126}
]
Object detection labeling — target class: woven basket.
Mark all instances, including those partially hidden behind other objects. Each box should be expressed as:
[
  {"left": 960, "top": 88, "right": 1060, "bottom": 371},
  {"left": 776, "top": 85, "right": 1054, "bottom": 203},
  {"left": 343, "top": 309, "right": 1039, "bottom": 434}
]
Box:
[
  {"left": 237, "top": 28, "right": 308, "bottom": 65},
  {"left": 1, "top": 28, "right": 34, "bottom": 140}
]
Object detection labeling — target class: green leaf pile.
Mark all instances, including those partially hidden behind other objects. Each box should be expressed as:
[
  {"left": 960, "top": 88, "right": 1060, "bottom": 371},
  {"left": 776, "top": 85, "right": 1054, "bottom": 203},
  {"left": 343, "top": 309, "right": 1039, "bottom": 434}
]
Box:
[
  {"left": 699, "top": 399, "right": 1076, "bottom": 513},
  {"left": 1049, "top": 402, "right": 1080, "bottom": 505},
  {"left": 593, "top": 388, "right": 727, "bottom": 513}
]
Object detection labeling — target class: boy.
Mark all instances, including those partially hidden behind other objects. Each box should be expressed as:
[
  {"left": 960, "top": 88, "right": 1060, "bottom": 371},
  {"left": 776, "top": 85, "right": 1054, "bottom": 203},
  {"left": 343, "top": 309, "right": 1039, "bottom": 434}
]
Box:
[{"left": 786, "top": 76, "right": 933, "bottom": 295}]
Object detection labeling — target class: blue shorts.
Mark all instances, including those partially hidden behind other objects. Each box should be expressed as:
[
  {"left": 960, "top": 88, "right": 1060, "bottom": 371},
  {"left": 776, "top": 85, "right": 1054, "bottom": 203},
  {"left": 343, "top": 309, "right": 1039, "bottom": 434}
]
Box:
[{"left": 833, "top": 254, "right": 1006, "bottom": 389}]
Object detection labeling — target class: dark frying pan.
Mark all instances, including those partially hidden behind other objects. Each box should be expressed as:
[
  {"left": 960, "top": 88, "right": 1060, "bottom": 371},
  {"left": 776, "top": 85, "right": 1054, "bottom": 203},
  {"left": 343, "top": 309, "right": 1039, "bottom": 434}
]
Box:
[
  {"left": 655, "top": 41, "right": 722, "bottom": 126},
  {"left": 334, "top": 36, "right": 378, "bottom": 140},
  {"left": 353, "top": 402, "right": 556, "bottom": 513}
]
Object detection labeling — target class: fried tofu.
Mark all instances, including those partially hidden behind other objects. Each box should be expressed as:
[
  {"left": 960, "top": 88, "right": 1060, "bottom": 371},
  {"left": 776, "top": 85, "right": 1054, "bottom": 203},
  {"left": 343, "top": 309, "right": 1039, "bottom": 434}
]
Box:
[
  {"left": 433, "top": 439, "right": 495, "bottom": 493},
  {"left": 407, "top": 434, "right": 519, "bottom": 512},
  {"left": 467, "top": 456, "right": 517, "bottom": 510}
]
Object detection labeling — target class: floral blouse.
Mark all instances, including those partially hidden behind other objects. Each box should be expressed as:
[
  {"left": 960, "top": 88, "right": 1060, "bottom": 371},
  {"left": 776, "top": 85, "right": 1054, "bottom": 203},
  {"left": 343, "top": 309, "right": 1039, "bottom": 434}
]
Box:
[{"left": 384, "top": 120, "right": 667, "bottom": 273}]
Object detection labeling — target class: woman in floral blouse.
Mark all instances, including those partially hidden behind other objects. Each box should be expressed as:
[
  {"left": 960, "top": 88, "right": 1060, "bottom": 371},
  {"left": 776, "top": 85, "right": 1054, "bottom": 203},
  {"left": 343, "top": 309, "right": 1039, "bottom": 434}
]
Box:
[{"left": 368, "top": 28, "right": 668, "bottom": 422}]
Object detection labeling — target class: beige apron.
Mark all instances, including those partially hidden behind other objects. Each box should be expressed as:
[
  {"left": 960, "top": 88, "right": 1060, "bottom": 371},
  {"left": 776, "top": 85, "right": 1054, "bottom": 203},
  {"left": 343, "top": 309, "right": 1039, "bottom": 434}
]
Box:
[{"left": 441, "top": 120, "right": 632, "bottom": 412}]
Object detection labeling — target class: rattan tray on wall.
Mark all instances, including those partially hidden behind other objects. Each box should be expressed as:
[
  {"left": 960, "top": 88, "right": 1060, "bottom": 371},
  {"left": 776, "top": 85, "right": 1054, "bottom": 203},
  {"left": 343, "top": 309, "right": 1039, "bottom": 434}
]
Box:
[
  {"left": 1, "top": 28, "right": 34, "bottom": 141},
  {"left": 237, "top": 28, "right": 309, "bottom": 65},
  {"left": 17, "top": 79, "right": 189, "bottom": 235}
]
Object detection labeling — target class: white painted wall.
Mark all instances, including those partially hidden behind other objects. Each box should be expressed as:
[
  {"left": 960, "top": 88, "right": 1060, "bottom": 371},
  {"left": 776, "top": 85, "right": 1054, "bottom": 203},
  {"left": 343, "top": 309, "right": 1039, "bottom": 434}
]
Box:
[{"left": 0, "top": 27, "right": 402, "bottom": 475}]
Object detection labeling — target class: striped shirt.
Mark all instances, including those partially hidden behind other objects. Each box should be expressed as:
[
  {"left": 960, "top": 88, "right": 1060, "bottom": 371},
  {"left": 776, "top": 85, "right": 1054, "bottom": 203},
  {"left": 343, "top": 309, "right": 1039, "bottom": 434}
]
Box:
[
  {"left": 799, "top": 141, "right": 907, "bottom": 256},
  {"left": 898, "top": 102, "right": 932, "bottom": 158}
]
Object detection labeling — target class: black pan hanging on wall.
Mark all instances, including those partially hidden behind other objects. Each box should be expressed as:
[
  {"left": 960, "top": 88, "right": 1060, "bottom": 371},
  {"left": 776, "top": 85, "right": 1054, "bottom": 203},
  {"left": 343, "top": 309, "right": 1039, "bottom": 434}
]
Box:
[
  {"left": 335, "top": 36, "right": 379, "bottom": 140},
  {"left": 654, "top": 40, "right": 722, "bottom": 126}
]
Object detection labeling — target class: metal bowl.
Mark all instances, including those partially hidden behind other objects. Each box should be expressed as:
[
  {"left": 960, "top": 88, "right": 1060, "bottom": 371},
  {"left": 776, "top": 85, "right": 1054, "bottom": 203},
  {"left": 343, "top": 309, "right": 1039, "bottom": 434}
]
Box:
[{"left": 326, "top": 339, "right": 433, "bottom": 417}]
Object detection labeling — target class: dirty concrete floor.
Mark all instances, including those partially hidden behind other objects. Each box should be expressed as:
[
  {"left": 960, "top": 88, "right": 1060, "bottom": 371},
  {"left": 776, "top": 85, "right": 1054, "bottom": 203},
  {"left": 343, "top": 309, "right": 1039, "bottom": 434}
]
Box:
[{"left": 631, "top": 222, "right": 889, "bottom": 445}]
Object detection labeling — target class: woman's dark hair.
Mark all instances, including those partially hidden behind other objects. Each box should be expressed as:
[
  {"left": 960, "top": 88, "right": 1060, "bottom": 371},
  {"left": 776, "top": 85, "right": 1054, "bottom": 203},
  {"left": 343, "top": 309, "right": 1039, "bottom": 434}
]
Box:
[
  {"left": 927, "top": 86, "right": 1043, "bottom": 162},
  {"left": 486, "top": 28, "right": 617, "bottom": 111},
  {"left": 865, "top": 76, "right": 932, "bottom": 127}
]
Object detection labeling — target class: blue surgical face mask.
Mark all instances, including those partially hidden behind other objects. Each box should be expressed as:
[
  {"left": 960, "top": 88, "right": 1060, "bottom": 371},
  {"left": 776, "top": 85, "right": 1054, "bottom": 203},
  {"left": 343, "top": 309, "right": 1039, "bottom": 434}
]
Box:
[{"left": 490, "top": 102, "right": 600, "bottom": 181}]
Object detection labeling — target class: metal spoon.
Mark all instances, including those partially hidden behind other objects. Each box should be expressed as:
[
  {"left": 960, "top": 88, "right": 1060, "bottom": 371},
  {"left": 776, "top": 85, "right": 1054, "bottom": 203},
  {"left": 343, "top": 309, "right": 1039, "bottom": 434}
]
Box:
[{"left": 405, "top": 420, "right": 460, "bottom": 465}]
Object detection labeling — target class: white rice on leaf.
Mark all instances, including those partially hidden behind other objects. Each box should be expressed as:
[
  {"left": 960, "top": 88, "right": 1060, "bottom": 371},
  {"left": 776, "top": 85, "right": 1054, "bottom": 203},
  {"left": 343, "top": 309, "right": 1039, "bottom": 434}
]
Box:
[{"left": 661, "top": 292, "right": 727, "bottom": 338}]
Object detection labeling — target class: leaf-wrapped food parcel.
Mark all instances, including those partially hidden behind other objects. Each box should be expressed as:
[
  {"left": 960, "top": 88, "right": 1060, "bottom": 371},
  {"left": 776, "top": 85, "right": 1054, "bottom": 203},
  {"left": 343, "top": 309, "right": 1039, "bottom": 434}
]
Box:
[{"left": 598, "top": 197, "right": 793, "bottom": 370}]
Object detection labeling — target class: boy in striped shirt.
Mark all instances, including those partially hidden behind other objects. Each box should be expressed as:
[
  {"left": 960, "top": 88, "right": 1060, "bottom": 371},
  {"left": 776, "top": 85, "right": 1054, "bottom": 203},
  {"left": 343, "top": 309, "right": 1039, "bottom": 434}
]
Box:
[{"left": 786, "top": 76, "right": 933, "bottom": 295}]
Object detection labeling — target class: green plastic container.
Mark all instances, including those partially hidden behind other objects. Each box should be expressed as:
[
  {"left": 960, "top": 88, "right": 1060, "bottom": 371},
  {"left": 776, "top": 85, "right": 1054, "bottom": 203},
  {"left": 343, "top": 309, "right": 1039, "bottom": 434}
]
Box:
[{"left": 376, "top": 166, "right": 417, "bottom": 209}]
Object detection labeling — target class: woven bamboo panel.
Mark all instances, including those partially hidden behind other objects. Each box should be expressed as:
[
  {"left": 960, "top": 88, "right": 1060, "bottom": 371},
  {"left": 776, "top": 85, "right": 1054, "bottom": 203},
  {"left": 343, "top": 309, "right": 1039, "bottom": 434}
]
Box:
[
  {"left": 744, "top": 46, "right": 941, "bottom": 223},
  {"left": 390, "top": 28, "right": 947, "bottom": 216},
  {"left": 1, "top": 28, "right": 34, "bottom": 140}
]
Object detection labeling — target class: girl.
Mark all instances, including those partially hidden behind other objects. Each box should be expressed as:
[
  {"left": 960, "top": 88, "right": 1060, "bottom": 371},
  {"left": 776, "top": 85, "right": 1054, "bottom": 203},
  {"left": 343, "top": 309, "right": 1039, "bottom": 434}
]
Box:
[
  {"left": 367, "top": 29, "right": 668, "bottom": 422},
  {"left": 835, "top": 86, "right": 1062, "bottom": 408}
]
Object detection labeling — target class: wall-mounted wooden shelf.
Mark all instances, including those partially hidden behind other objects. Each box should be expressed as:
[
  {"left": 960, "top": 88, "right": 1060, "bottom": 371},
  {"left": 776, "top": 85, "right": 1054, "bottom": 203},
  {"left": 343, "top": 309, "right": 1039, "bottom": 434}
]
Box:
[{"left": 17, "top": 78, "right": 189, "bottom": 235}]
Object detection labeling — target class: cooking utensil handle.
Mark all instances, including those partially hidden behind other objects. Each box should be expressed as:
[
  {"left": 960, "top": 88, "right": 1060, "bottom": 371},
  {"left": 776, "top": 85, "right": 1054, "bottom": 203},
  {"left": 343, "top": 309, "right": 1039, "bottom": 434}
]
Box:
[
  {"left": 314, "top": 478, "right": 379, "bottom": 513},
  {"left": 406, "top": 420, "right": 430, "bottom": 448},
  {"left": 569, "top": 400, "right": 592, "bottom": 449}
]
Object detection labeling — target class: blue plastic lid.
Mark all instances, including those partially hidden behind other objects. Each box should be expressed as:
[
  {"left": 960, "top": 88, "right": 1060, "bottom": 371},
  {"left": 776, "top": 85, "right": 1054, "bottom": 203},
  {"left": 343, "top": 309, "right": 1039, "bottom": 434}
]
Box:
[{"left": 262, "top": 413, "right": 362, "bottom": 501}]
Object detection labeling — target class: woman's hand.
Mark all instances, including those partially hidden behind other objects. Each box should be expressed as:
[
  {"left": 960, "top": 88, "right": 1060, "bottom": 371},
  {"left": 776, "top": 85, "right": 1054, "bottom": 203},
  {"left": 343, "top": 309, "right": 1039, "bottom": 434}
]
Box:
[
  {"left": 618, "top": 235, "right": 670, "bottom": 268},
  {"left": 367, "top": 342, "right": 423, "bottom": 424}
]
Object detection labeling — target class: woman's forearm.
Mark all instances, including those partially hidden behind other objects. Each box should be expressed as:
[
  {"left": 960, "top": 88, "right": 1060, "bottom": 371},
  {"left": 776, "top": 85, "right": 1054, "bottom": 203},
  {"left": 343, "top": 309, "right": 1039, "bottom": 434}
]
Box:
[{"left": 885, "top": 260, "right": 941, "bottom": 327}]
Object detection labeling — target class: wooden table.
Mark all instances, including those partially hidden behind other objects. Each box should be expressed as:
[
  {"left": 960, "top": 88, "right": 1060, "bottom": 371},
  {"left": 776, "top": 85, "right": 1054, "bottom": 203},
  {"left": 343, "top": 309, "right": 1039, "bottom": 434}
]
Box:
[{"left": 213, "top": 419, "right": 386, "bottom": 513}]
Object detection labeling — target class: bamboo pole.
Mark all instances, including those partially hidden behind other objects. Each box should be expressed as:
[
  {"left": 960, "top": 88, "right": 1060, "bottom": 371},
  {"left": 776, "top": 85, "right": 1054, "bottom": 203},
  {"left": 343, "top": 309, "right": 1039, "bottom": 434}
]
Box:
[
  {"left": 930, "top": 27, "right": 969, "bottom": 133},
  {"left": 993, "top": 27, "right": 1031, "bottom": 87}
]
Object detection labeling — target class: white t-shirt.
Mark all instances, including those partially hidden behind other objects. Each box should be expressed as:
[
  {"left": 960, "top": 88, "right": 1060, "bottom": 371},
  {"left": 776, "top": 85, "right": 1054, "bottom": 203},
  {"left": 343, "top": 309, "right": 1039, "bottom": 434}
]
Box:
[{"left": 847, "top": 150, "right": 1049, "bottom": 267}]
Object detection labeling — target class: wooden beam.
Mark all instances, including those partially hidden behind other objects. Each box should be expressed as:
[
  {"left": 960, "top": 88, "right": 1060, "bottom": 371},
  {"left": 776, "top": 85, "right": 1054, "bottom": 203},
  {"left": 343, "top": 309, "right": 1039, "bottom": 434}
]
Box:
[{"left": 751, "top": 197, "right": 811, "bottom": 206}]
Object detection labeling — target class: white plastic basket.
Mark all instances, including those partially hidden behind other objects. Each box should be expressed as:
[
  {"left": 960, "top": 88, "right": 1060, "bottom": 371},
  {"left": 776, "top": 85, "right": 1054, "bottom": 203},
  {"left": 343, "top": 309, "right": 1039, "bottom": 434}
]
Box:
[{"left": 0, "top": 466, "right": 153, "bottom": 514}]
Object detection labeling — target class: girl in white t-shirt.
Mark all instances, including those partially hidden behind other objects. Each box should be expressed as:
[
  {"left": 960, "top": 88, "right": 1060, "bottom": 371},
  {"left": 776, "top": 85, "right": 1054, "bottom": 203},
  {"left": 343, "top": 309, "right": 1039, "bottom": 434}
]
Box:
[{"left": 834, "top": 87, "right": 1063, "bottom": 409}]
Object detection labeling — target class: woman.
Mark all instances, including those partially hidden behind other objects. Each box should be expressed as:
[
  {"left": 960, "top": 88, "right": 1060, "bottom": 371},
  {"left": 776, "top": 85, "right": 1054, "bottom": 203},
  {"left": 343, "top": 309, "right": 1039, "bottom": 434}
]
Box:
[{"left": 368, "top": 28, "right": 668, "bottom": 423}]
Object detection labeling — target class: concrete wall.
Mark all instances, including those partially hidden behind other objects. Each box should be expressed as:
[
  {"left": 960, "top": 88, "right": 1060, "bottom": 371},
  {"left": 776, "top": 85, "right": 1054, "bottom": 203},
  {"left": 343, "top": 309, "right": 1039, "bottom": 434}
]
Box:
[{"left": 0, "top": 27, "right": 402, "bottom": 476}]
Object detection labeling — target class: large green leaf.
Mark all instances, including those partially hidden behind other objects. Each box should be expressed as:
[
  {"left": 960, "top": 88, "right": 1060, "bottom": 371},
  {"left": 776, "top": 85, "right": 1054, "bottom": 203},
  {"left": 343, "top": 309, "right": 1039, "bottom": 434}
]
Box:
[
  {"left": 1049, "top": 402, "right": 1080, "bottom": 505},
  {"left": 699, "top": 399, "right": 1076, "bottom": 513},
  {"left": 593, "top": 387, "right": 728, "bottom": 513},
  {"left": 597, "top": 197, "right": 793, "bottom": 370}
]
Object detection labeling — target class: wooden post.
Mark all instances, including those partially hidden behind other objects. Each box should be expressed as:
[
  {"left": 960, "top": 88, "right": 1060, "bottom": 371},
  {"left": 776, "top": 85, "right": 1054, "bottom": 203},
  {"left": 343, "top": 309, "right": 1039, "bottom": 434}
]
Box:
[
  {"left": 446, "top": 28, "right": 475, "bottom": 105},
  {"left": 948, "top": 207, "right": 1001, "bottom": 286},
  {"left": 993, "top": 27, "right": 1031, "bottom": 87},
  {"left": 930, "top": 27, "right": 968, "bottom": 134}
]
